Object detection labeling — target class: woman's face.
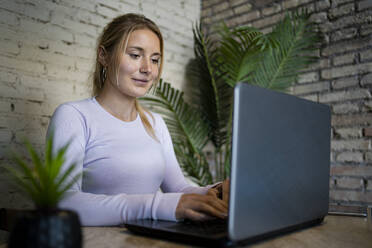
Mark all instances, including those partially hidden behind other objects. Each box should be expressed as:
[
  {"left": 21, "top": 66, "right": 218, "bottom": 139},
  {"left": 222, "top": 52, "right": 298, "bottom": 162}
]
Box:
[{"left": 115, "top": 28, "right": 161, "bottom": 98}]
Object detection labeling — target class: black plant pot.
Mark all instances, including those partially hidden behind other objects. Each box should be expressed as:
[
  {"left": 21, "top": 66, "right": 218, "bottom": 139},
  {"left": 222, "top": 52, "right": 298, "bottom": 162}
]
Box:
[{"left": 8, "top": 209, "right": 82, "bottom": 248}]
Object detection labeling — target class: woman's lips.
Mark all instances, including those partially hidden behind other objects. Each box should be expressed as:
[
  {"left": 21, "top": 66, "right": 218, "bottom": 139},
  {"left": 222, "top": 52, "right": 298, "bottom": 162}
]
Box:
[{"left": 132, "top": 78, "right": 150, "bottom": 85}]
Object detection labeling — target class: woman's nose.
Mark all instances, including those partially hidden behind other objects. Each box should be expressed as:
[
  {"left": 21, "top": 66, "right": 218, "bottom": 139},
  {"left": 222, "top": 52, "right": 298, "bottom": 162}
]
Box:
[{"left": 140, "top": 58, "right": 151, "bottom": 74}]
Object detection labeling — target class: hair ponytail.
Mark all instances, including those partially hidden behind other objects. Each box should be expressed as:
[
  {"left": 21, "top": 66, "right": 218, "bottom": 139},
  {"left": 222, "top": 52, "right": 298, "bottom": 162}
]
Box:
[{"left": 135, "top": 99, "right": 158, "bottom": 142}]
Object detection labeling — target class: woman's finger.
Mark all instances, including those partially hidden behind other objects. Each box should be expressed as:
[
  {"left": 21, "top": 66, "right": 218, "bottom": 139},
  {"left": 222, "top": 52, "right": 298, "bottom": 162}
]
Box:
[
  {"left": 222, "top": 179, "right": 230, "bottom": 203},
  {"left": 184, "top": 209, "right": 214, "bottom": 221},
  {"left": 207, "top": 188, "right": 218, "bottom": 198},
  {"left": 193, "top": 196, "right": 227, "bottom": 219}
]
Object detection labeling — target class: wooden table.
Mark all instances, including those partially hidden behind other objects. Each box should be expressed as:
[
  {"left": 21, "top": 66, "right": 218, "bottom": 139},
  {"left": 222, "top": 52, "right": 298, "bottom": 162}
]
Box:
[{"left": 0, "top": 215, "right": 371, "bottom": 247}]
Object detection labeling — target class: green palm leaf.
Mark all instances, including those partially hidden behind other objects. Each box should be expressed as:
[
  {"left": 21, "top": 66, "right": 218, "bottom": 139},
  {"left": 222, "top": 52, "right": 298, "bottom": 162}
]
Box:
[
  {"left": 142, "top": 79, "right": 210, "bottom": 153},
  {"left": 217, "top": 24, "right": 278, "bottom": 88},
  {"left": 186, "top": 23, "right": 233, "bottom": 150},
  {"left": 174, "top": 141, "right": 213, "bottom": 186},
  {"left": 141, "top": 80, "right": 213, "bottom": 184},
  {"left": 250, "top": 9, "right": 320, "bottom": 91}
]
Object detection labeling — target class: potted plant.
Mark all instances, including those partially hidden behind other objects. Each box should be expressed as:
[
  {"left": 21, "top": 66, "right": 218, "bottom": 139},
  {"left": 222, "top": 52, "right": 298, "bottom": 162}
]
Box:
[
  {"left": 141, "top": 9, "right": 321, "bottom": 185},
  {"left": 4, "top": 134, "right": 82, "bottom": 248}
]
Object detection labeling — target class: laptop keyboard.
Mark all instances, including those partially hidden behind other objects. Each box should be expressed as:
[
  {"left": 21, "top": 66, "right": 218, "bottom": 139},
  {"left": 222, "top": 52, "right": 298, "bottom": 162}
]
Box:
[{"left": 173, "top": 218, "right": 228, "bottom": 235}]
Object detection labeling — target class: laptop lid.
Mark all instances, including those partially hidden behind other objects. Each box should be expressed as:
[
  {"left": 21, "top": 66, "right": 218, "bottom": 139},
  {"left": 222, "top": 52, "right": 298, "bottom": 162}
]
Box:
[{"left": 229, "top": 83, "right": 331, "bottom": 241}]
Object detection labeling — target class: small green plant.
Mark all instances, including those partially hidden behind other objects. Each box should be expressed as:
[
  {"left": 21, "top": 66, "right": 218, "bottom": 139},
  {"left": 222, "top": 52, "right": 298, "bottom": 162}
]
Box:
[{"left": 6, "top": 135, "right": 80, "bottom": 209}]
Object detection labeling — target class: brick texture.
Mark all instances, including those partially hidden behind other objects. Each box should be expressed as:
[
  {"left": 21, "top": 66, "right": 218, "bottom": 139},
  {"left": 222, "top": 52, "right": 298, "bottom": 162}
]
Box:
[
  {"left": 202, "top": 0, "right": 372, "bottom": 208},
  {"left": 0, "top": 0, "right": 200, "bottom": 209}
]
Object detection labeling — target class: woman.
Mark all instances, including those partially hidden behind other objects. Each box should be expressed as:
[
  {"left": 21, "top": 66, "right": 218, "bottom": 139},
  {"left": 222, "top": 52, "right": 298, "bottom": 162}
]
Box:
[{"left": 47, "top": 13, "right": 229, "bottom": 226}]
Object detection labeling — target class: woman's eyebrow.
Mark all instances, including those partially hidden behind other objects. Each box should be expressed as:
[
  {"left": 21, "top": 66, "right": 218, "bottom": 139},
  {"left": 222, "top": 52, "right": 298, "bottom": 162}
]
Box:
[{"left": 127, "top": 46, "right": 161, "bottom": 56}]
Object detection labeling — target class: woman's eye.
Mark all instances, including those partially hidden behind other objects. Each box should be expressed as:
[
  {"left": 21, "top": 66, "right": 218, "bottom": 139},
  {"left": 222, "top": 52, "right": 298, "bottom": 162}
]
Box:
[
  {"left": 129, "top": 54, "right": 140, "bottom": 59},
  {"left": 152, "top": 59, "right": 160, "bottom": 64}
]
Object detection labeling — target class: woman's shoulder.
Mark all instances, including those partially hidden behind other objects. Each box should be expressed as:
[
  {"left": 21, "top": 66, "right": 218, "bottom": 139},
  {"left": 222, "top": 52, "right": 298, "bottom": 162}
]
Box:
[{"left": 53, "top": 98, "right": 95, "bottom": 117}]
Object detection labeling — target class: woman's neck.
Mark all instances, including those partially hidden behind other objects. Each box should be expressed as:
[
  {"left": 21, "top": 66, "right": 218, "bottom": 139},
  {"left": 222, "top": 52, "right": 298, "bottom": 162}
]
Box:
[{"left": 95, "top": 82, "right": 137, "bottom": 122}]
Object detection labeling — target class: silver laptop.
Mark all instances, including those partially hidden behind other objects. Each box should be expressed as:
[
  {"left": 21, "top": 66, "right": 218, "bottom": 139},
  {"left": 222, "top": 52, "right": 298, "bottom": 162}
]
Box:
[{"left": 125, "top": 83, "right": 331, "bottom": 247}]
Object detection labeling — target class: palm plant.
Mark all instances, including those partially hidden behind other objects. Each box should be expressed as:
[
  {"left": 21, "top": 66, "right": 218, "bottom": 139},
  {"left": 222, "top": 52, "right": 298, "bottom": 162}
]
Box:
[{"left": 142, "top": 9, "right": 320, "bottom": 185}]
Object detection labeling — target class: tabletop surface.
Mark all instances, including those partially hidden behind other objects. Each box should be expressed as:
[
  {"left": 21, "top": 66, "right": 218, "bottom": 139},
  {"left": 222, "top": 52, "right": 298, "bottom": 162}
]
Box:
[{"left": 0, "top": 215, "right": 371, "bottom": 248}]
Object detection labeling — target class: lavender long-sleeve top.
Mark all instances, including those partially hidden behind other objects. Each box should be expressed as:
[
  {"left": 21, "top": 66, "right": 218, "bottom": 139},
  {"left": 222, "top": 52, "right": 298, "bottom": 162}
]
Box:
[{"left": 47, "top": 97, "right": 211, "bottom": 226}]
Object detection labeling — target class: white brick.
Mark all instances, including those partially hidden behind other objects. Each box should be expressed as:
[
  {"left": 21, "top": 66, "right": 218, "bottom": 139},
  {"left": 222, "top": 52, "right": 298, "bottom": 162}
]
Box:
[
  {"left": 316, "top": 0, "right": 331, "bottom": 11},
  {"left": 333, "top": 102, "right": 359, "bottom": 114},
  {"left": 15, "top": 128, "right": 47, "bottom": 145},
  {"left": 0, "top": 114, "right": 50, "bottom": 132},
  {"left": 262, "top": 4, "right": 281, "bottom": 16},
  {"left": 47, "top": 41, "right": 95, "bottom": 60},
  {"left": 75, "top": 58, "right": 95, "bottom": 72},
  {"left": 336, "top": 177, "right": 364, "bottom": 189},
  {"left": 60, "top": 0, "right": 97, "bottom": 12},
  {"left": 310, "top": 12, "right": 328, "bottom": 23},
  {"left": 0, "top": 70, "right": 17, "bottom": 83},
  {"left": 0, "top": 9, "right": 19, "bottom": 27},
  {"left": 20, "top": 19, "right": 74, "bottom": 43},
  {"left": 331, "top": 77, "right": 358, "bottom": 89},
  {"left": 75, "top": 10, "right": 109, "bottom": 28},
  {"left": 0, "top": 56, "right": 45, "bottom": 75},
  {"left": 96, "top": 4, "right": 121, "bottom": 18},
  {"left": 331, "top": 28, "right": 358, "bottom": 42},
  {"left": 0, "top": 100, "right": 11, "bottom": 112},
  {"left": 361, "top": 24, "right": 372, "bottom": 36},
  {"left": 0, "top": 129, "right": 12, "bottom": 143},
  {"left": 361, "top": 73, "right": 372, "bottom": 85},
  {"left": 0, "top": 25, "right": 51, "bottom": 52},
  {"left": 329, "top": 3, "right": 355, "bottom": 19},
  {"left": 368, "top": 179, "right": 372, "bottom": 190},
  {"left": 0, "top": 81, "right": 44, "bottom": 102},
  {"left": 253, "top": 13, "right": 282, "bottom": 29},
  {"left": 0, "top": 0, "right": 50, "bottom": 22},
  {"left": 51, "top": 11, "right": 99, "bottom": 37},
  {"left": 360, "top": 50, "right": 372, "bottom": 62},
  {"left": 45, "top": 64, "right": 89, "bottom": 82},
  {"left": 364, "top": 100, "right": 372, "bottom": 109},
  {"left": 321, "top": 63, "right": 372, "bottom": 79},
  {"left": 335, "top": 128, "right": 362, "bottom": 139},
  {"left": 0, "top": 39, "right": 19, "bottom": 56},
  {"left": 292, "top": 82, "right": 329, "bottom": 95},
  {"left": 298, "top": 72, "right": 319, "bottom": 83},
  {"left": 321, "top": 38, "right": 370, "bottom": 56},
  {"left": 333, "top": 53, "right": 355, "bottom": 66},
  {"left": 331, "top": 139, "right": 370, "bottom": 151},
  {"left": 358, "top": 0, "right": 372, "bottom": 10},
  {"left": 366, "top": 152, "right": 372, "bottom": 162},
  {"left": 74, "top": 33, "right": 97, "bottom": 47},
  {"left": 18, "top": 44, "right": 76, "bottom": 68},
  {"left": 331, "top": 0, "right": 355, "bottom": 7},
  {"left": 282, "top": 0, "right": 300, "bottom": 9},
  {"left": 319, "top": 89, "right": 371, "bottom": 103}
]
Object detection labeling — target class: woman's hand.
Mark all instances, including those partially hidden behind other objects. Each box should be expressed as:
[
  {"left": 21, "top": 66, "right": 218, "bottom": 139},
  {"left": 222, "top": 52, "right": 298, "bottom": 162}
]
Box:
[
  {"left": 207, "top": 179, "right": 230, "bottom": 203},
  {"left": 175, "top": 193, "right": 228, "bottom": 221}
]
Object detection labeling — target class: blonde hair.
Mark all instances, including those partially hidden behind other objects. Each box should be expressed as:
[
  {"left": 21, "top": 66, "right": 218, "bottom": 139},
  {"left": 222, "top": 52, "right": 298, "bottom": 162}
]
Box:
[{"left": 92, "top": 13, "right": 164, "bottom": 140}]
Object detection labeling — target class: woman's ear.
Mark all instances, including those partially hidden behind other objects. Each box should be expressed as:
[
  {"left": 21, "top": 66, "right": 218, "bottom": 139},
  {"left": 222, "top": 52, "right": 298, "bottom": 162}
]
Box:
[{"left": 98, "top": 46, "right": 108, "bottom": 66}]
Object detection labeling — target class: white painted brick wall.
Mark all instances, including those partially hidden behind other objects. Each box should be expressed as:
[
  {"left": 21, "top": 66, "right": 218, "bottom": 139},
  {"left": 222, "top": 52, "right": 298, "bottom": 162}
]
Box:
[{"left": 0, "top": 0, "right": 201, "bottom": 209}]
